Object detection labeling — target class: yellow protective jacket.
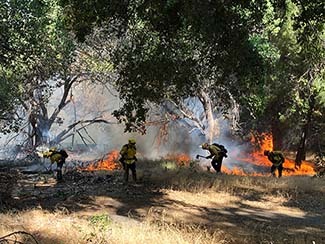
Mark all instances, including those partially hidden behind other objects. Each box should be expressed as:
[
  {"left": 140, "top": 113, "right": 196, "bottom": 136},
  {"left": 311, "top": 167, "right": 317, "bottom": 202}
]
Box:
[
  {"left": 120, "top": 144, "right": 137, "bottom": 164},
  {"left": 43, "top": 151, "right": 64, "bottom": 164},
  {"left": 268, "top": 151, "right": 285, "bottom": 166},
  {"left": 208, "top": 144, "right": 224, "bottom": 160}
]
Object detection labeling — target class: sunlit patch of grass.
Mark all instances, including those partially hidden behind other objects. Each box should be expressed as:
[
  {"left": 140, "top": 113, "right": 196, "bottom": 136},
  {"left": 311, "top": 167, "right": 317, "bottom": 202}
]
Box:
[
  {"left": 105, "top": 219, "right": 228, "bottom": 244},
  {"left": 0, "top": 210, "right": 226, "bottom": 244},
  {"left": 161, "top": 161, "right": 178, "bottom": 170},
  {"left": 1, "top": 159, "right": 324, "bottom": 244}
]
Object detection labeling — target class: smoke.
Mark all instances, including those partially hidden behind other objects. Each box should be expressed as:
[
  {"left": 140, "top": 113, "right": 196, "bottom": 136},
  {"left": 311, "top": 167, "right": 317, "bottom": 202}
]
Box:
[{"left": 0, "top": 80, "right": 256, "bottom": 173}]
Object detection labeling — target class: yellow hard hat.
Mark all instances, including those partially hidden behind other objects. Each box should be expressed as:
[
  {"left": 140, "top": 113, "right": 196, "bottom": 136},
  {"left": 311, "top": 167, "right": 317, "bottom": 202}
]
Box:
[
  {"left": 128, "top": 138, "right": 136, "bottom": 144},
  {"left": 49, "top": 147, "right": 57, "bottom": 152}
]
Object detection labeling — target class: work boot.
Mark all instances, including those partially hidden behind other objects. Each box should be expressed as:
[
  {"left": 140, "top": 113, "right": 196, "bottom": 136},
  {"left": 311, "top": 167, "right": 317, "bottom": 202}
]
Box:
[
  {"left": 124, "top": 171, "right": 129, "bottom": 183},
  {"left": 132, "top": 173, "right": 137, "bottom": 183},
  {"left": 57, "top": 169, "right": 63, "bottom": 182}
]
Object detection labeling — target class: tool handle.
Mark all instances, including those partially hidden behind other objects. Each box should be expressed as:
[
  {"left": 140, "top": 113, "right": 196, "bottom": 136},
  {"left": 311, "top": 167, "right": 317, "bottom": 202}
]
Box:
[{"left": 196, "top": 155, "right": 207, "bottom": 159}]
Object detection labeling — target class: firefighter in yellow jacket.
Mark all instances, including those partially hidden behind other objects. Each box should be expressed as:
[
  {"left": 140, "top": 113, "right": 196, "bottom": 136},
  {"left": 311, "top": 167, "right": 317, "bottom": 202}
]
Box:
[
  {"left": 201, "top": 143, "right": 228, "bottom": 173},
  {"left": 43, "top": 147, "right": 68, "bottom": 182},
  {"left": 264, "top": 150, "right": 285, "bottom": 178},
  {"left": 119, "top": 139, "right": 137, "bottom": 183}
]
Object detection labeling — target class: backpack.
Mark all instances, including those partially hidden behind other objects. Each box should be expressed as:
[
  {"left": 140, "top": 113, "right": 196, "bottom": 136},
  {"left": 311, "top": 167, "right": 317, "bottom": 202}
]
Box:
[
  {"left": 59, "top": 149, "right": 68, "bottom": 159},
  {"left": 212, "top": 143, "right": 228, "bottom": 157},
  {"left": 270, "top": 151, "right": 283, "bottom": 164}
]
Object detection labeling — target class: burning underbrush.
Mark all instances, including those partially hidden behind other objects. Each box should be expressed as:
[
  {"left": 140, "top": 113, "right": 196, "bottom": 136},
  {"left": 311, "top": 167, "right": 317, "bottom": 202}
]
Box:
[
  {"left": 223, "top": 134, "right": 316, "bottom": 177},
  {"left": 78, "top": 133, "right": 316, "bottom": 177},
  {"left": 163, "top": 153, "right": 191, "bottom": 167},
  {"left": 79, "top": 144, "right": 316, "bottom": 176},
  {"left": 81, "top": 150, "right": 121, "bottom": 171}
]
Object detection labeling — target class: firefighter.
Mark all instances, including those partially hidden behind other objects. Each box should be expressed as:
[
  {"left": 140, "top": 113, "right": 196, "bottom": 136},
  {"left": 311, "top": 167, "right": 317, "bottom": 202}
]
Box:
[
  {"left": 201, "top": 143, "right": 228, "bottom": 174},
  {"left": 43, "top": 147, "right": 68, "bottom": 182},
  {"left": 119, "top": 139, "right": 137, "bottom": 183},
  {"left": 264, "top": 150, "right": 285, "bottom": 178}
]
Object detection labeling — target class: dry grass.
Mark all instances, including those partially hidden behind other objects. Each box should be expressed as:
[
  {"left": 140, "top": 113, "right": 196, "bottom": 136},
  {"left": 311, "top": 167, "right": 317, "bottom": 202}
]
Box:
[
  {"left": 0, "top": 210, "right": 226, "bottom": 244},
  {"left": 1, "top": 160, "right": 324, "bottom": 244},
  {"left": 139, "top": 160, "right": 324, "bottom": 194}
]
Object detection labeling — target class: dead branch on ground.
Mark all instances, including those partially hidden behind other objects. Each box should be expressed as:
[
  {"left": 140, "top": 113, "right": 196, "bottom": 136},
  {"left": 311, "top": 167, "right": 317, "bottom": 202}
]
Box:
[{"left": 0, "top": 231, "right": 39, "bottom": 244}]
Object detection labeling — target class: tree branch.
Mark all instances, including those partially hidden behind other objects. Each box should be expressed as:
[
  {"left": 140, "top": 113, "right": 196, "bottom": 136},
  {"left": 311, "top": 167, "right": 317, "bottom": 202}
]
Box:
[
  {"left": 51, "top": 118, "right": 114, "bottom": 144},
  {"left": 165, "top": 99, "right": 206, "bottom": 131},
  {"left": 48, "top": 74, "right": 89, "bottom": 127}
]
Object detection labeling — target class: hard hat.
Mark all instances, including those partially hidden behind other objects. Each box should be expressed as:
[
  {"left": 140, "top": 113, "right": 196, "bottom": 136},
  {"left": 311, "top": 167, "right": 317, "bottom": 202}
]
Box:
[
  {"left": 201, "top": 143, "right": 209, "bottom": 149},
  {"left": 128, "top": 138, "right": 136, "bottom": 144},
  {"left": 49, "top": 146, "right": 57, "bottom": 152}
]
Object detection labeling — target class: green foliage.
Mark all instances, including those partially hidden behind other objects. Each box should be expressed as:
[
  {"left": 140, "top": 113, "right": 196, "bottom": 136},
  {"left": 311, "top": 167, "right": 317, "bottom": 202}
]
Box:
[
  {"left": 2, "top": 0, "right": 323, "bottom": 152},
  {"left": 314, "top": 73, "right": 325, "bottom": 107},
  {"left": 60, "top": 0, "right": 129, "bottom": 41},
  {"left": 89, "top": 214, "right": 112, "bottom": 231},
  {"left": 104, "top": 1, "right": 267, "bottom": 131},
  {"left": 0, "top": 0, "right": 75, "bottom": 134},
  {"left": 0, "top": 76, "right": 20, "bottom": 133}
]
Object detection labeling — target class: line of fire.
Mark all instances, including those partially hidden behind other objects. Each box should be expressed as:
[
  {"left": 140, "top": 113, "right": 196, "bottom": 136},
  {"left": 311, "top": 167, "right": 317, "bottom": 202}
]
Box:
[{"left": 72, "top": 133, "right": 315, "bottom": 177}]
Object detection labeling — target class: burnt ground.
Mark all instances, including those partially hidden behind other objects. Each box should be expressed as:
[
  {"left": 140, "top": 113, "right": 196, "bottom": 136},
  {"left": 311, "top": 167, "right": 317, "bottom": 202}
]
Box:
[{"left": 1, "top": 165, "right": 325, "bottom": 244}]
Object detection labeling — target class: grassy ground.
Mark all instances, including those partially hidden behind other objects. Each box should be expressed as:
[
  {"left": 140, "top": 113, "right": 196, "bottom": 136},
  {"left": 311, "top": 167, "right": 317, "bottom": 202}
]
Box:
[{"left": 0, "top": 160, "right": 324, "bottom": 244}]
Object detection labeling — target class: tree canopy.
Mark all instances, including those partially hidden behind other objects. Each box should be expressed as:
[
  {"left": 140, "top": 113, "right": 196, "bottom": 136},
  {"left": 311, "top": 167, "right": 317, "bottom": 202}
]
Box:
[{"left": 0, "top": 0, "right": 324, "bottom": 154}]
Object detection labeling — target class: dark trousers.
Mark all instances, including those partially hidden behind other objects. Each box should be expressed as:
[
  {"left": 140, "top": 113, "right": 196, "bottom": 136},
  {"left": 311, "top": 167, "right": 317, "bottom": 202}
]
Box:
[
  {"left": 124, "top": 162, "right": 136, "bottom": 182},
  {"left": 56, "top": 161, "right": 64, "bottom": 181},
  {"left": 211, "top": 157, "right": 223, "bottom": 173},
  {"left": 271, "top": 164, "right": 283, "bottom": 178}
]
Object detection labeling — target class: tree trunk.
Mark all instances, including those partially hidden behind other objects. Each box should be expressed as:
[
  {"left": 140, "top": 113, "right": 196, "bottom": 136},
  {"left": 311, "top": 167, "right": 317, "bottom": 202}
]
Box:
[
  {"left": 295, "top": 95, "right": 315, "bottom": 167},
  {"left": 199, "top": 90, "right": 217, "bottom": 143},
  {"left": 28, "top": 113, "right": 51, "bottom": 148},
  {"left": 271, "top": 119, "right": 283, "bottom": 151}
]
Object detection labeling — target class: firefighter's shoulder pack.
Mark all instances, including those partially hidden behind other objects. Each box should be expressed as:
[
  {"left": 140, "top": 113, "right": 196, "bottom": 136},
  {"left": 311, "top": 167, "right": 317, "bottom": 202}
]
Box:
[
  {"left": 59, "top": 149, "right": 68, "bottom": 159},
  {"left": 212, "top": 143, "right": 228, "bottom": 157},
  {"left": 271, "top": 151, "right": 283, "bottom": 161}
]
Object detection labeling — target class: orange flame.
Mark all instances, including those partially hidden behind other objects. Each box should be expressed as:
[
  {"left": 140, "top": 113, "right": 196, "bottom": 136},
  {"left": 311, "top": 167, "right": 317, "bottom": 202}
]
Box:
[
  {"left": 165, "top": 153, "right": 191, "bottom": 166},
  {"left": 226, "top": 133, "right": 315, "bottom": 176},
  {"left": 83, "top": 150, "right": 120, "bottom": 171}
]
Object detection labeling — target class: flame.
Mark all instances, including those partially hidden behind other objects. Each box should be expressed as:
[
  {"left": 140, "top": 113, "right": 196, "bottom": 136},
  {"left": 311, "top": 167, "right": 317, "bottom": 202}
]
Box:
[
  {"left": 165, "top": 153, "right": 191, "bottom": 166},
  {"left": 79, "top": 134, "right": 315, "bottom": 177},
  {"left": 225, "top": 133, "right": 315, "bottom": 176},
  {"left": 83, "top": 150, "right": 120, "bottom": 171}
]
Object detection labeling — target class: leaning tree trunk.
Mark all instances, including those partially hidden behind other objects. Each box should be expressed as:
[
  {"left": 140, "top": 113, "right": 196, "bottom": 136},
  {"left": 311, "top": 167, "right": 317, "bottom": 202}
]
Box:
[
  {"left": 24, "top": 76, "right": 80, "bottom": 149},
  {"left": 199, "top": 90, "right": 218, "bottom": 143},
  {"left": 295, "top": 95, "right": 315, "bottom": 168}
]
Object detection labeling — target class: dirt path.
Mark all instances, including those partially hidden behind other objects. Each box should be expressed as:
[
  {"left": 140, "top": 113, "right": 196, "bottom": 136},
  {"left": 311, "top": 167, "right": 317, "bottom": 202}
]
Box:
[{"left": 4, "top": 169, "right": 325, "bottom": 243}]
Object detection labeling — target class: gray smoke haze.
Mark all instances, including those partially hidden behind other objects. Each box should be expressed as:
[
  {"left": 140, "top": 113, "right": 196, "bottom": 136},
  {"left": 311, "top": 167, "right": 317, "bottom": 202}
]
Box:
[{"left": 0, "top": 82, "right": 256, "bottom": 173}]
